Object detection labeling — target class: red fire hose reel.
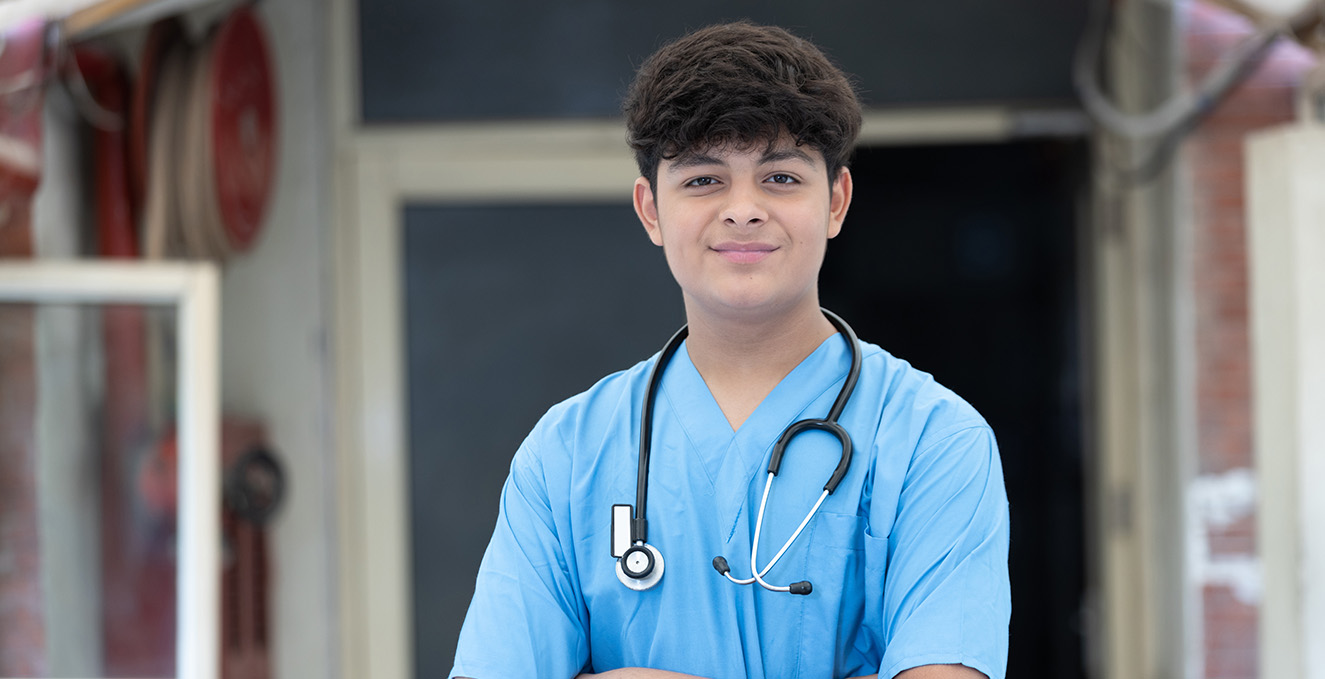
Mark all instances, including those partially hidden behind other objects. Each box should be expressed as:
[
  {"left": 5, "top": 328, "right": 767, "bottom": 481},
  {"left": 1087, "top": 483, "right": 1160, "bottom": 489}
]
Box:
[
  {"left": 210, "top": 8, "right": 276, "bottom": 253},
  {"left": 135, "top": 6, "right": 277, "bottom": 261}
]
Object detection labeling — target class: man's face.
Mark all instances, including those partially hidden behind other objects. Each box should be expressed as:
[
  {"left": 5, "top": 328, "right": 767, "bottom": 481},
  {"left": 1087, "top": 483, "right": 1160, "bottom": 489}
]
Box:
[{"left": 633, "top": 138, "right": 853, "bottom": 322}]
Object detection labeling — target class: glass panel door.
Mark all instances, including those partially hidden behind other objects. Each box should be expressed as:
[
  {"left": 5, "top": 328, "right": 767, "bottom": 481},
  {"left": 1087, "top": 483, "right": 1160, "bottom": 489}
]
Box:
[{"left": 0, "top": 262, "right": 218, "bottom": 679}]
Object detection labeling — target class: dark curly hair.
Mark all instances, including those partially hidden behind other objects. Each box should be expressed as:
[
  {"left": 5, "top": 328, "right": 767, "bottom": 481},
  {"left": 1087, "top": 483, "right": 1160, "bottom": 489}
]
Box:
[{"left": 624, "top": 21, "right": 862, "bottom": 189}]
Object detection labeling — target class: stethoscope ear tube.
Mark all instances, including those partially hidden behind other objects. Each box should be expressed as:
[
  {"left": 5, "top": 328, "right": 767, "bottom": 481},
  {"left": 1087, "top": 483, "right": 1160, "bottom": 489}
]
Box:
[
  {"left": 821, "top": 308, "right": 862, "bottom": 422},
  {"left": 711, "top": 309, "right": 863, "bottom": 596},
  {"left": 634, "top": 324, "right": 689, "bottom": 545},
  {"left": 767, "top": 419, "right": 853, "bottom": 494},
  {"left": 616, "top": 324, "right": 689, "bottom": 590}
]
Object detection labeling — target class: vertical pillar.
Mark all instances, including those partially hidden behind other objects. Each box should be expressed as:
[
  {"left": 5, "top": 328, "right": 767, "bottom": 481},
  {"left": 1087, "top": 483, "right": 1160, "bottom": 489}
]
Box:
[{"left": 1247, "top": 122, "right": 1325, "bottom": 679}]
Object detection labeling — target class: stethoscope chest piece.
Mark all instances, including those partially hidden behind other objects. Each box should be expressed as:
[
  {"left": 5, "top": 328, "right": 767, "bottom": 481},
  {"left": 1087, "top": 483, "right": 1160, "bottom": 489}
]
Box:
[{"left": 615, "top": 542, "right": 664, "bottom": 591}]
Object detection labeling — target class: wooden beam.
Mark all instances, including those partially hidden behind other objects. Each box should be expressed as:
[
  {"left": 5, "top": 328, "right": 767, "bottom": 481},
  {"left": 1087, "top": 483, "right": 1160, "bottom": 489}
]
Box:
[{"left": 62, "top": 0, "right": 155, "bottom": 37}]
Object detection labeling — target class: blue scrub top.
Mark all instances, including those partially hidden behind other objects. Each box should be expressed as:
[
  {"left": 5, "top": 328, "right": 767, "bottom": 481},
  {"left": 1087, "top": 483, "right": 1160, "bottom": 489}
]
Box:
[{"left": 450, "top": 334, "right": 1010, "bottom": 679}]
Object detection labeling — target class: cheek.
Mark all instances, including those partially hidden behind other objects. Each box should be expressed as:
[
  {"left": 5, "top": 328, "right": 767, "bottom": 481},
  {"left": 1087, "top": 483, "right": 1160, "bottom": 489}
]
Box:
[
  {"left": 658, "top": 241, "right": 690, "bottom": 280},
  {"left": 792, "top": 213, "right": 832, "bottom": 247}
]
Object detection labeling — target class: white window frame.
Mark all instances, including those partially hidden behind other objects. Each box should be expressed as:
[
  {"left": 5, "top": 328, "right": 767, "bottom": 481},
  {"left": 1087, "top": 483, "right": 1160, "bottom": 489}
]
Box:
[{"left": 0, "top": 260, "right": 220, "bottom": 679}]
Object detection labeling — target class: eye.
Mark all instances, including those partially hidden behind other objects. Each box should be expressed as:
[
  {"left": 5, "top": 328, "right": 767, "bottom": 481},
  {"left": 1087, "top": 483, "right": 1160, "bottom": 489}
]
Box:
[
  {"left": 766, "top": 173, "right": 799, "bottom": 185},
  {"left": 685, "top": 176, "right": 719, "bottom": 187}
]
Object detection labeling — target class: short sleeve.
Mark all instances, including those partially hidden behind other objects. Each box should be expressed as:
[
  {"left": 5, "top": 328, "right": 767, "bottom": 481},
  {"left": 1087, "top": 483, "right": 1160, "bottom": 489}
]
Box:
[
  {"left": 449, "top": 435, "right": 589, "bottom": 679},
  {"left": 877, "top": 426, "right": 1011, "bottom": 679}
]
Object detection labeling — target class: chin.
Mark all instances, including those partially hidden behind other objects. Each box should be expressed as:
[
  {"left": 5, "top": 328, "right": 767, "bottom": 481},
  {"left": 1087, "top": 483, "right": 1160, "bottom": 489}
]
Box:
[
  {"left": 706, "top": 294, "right": 799, "bottom": 319},
  {"left": 683, "top": 280, "right": 809, "bottom": 319}
]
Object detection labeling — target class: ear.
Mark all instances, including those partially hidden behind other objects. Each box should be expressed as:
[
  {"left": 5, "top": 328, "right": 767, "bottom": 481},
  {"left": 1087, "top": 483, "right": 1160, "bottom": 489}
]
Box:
[
  {"left": 827, "top": 167, "right": 853, "bottom": 240},
  {"left": 634, "top": 177, "right": 664, "bottom": 246}
]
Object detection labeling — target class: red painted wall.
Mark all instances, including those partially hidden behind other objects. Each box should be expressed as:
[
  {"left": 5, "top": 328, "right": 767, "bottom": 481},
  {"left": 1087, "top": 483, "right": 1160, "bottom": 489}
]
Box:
[{"left": 0, "top": 17, "right": 45, "bottom": 676}]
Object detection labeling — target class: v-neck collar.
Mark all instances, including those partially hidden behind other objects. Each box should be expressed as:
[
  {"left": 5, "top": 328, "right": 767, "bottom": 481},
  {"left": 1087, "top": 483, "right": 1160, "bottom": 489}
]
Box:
[{"left": 658, "top": 334, "right": 854, "bottom": 542}]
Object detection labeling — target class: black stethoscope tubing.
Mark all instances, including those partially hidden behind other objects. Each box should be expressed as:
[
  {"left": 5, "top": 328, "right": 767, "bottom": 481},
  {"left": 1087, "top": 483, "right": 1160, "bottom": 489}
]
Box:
[
  {"left": 621, "top": 308, "right": 862, "bottom": 593},
  {"left": 633, "top": 321, "right": 688, "bottom": 548}
]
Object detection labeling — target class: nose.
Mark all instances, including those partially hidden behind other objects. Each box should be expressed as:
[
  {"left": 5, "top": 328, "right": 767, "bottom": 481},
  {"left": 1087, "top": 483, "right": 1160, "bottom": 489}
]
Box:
[{"left": 720, "top": 181, "right": 767, "bottom": 228}]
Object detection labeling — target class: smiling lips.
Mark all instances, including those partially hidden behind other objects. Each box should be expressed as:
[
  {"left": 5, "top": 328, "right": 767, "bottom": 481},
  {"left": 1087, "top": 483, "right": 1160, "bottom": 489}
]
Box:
[{"left": 712, "top": 241, "right": 778, "bottom": 264}]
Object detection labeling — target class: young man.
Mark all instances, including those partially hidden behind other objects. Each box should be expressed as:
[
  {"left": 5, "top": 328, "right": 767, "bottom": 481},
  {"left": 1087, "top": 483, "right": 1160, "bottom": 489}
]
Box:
[{"left": 450, "top": 22, "right": 1009, "bottom": 679}]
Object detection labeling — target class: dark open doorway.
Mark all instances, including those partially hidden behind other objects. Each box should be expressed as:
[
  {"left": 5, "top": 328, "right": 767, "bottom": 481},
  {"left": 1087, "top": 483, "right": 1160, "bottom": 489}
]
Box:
[{"left": 821, "top": 140, "right": 1089, "bottom": 679}]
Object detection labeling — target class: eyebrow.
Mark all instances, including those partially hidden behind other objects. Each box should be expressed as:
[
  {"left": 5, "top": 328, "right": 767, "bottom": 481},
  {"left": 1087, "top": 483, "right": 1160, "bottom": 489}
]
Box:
[
  {"left": 665, "top": 147, "right": 817, "bottom": 174},
  {"left": 759, "top": 148, "right": 815, "bottom": 165},
  {"left": 666, "top": 153, "right": 725, "bottom": 172}
]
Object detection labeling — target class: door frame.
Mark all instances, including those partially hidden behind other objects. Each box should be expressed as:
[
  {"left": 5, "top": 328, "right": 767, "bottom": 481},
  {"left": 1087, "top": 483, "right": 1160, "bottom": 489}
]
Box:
[{"left": 326, "top": 3, "right": 1168, "bottom": 678}]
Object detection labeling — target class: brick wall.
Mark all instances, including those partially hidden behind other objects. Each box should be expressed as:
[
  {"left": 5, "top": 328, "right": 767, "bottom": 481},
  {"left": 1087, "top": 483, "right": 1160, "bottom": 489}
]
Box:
[
  {"left": 0, "top": 143, "right": 41, "bottom": 676},
  {"left": 1182, "top": 3, "right": 1317, "bottom": 678},
  {"left": 0, "top": 18, "right": 44, "bottom": 674},
  {"left": 0, "top": 300, "right": 43, "bottom": 676}
]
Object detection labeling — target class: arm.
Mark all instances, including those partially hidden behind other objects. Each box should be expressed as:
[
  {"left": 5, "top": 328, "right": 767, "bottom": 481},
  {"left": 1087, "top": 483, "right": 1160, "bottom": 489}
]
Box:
[
  {"left": 573, "top": 665, "right": 983, "bottom": 678},
  {"left": 576, "top": 672, "right": 883, "bottom": 679},
  {"left": 573, "top": 666, "right": 979, "bottom": 678},
  {"left": 577, "top": 670, "right": 708, "bottom": 679},
  {"left": 450, "top": 435, "right": 590, "bottom": 678},
  {"left": 873, "top": 425, "right": 1010, "bottom": 679},
  {"left": 896, "top": 665, "right": 987, "bottom": 679}
]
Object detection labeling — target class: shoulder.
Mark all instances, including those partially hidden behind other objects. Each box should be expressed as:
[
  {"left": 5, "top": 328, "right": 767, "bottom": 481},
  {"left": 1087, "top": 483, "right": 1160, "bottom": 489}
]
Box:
[
  {"left": 513, "top": 355, "right": 654, "bottom": 469},
  {"left": 539, "top": 356, "right": 653, "bottom": 438},
  {"left": 855, "top": 341, "right": 994, "bottom": 456}
]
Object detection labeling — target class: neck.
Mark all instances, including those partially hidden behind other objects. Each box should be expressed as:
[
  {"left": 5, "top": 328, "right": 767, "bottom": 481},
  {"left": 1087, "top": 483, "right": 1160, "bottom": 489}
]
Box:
[{"left": 682, "top": 298, "right": 836, "bottom": 430}]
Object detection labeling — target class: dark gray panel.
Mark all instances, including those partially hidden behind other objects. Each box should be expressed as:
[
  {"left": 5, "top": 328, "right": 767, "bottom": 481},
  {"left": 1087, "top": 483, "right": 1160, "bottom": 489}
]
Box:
[
  {"left": 360, "top": 0, "right": 1088, "bottom": 122},
  {"left": 403, "top": 202, "right": 684, "bottom": 675},
  {"left": 821, "top": 140, "right": 1088, "bottom": 678}
]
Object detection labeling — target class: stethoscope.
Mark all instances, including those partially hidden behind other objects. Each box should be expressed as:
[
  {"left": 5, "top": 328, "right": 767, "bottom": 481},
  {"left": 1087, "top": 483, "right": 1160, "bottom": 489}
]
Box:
[{"left": 611, "top": 309, "right": 862, "bottom": 595}]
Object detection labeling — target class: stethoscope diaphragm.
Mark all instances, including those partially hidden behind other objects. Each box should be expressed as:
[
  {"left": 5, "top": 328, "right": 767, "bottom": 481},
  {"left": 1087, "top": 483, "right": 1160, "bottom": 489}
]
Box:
[{"left": 615, "top": 542, "right": 664, "bottom": 591}]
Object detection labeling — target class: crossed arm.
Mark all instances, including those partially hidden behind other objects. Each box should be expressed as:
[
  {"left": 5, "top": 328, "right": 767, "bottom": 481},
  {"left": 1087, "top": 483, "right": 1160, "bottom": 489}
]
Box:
[
  {"left": 454, "top": 424, "right": 1008, "bottom": 679},
  {"left": 576, "top": 664, "right": 987, "bottom": 679},
  {"left": 464, "top": 662, "right": 984, "bottom": 679}
]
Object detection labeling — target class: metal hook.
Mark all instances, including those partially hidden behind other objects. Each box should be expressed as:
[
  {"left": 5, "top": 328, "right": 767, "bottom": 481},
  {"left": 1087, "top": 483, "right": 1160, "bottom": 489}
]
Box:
[{"left": 47, "top": 20, "right": 124, "bottom": 132}]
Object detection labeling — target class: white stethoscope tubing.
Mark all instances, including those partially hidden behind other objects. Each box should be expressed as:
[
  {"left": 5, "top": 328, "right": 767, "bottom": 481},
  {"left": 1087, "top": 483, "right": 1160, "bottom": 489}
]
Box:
[{"left": 720, "top": 472, "right": 831, "bottom": 592}]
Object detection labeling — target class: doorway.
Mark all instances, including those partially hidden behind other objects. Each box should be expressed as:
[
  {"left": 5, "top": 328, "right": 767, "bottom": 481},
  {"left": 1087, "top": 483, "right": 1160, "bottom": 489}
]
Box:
[{"left": 823, "top": 140, "right": 1089, "bottom": 679}]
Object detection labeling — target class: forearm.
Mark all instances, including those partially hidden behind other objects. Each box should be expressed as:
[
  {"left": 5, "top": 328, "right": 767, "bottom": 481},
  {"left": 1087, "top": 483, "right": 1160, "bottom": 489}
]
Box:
[
  {"left": 896, "top": 664, "right": 986, "bottom": 678},
  {"left": 578, "top": 671, "right": 880, "bottom": 679},
  {"left": 575, "top": 660, "right": 975, "bottom": 678},
  {"left": 577, "top": 670, "right": 708, "bottom": 679}
]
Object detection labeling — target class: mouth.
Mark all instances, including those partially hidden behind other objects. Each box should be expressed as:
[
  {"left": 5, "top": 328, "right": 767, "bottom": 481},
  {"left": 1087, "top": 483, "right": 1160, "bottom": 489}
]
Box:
[{"left": 711, "top": 241, "right": 778, "bottom": 264}]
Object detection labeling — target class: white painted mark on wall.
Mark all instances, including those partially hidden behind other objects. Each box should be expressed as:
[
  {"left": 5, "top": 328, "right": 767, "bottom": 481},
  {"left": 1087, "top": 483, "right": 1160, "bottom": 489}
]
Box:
[{"left": 1187, "top": 467, "right": 1261, "bottom": 605}]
